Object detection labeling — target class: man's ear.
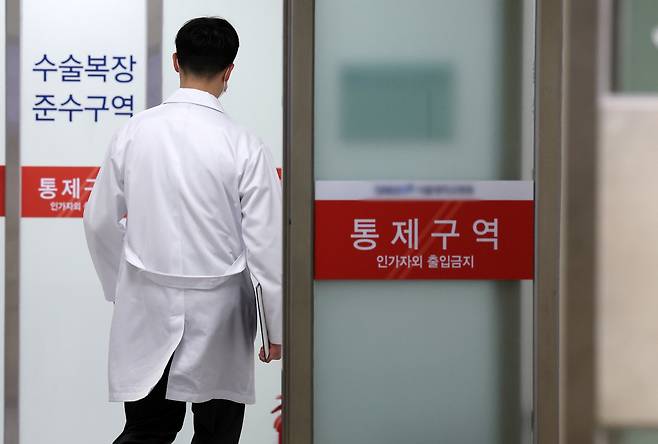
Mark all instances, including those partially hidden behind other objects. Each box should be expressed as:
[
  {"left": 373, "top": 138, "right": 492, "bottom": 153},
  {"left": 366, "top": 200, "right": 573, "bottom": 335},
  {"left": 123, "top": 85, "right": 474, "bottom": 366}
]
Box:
[
  {"left": 224, "top": 64, "right": 235, "bottom": 82},
  {"left": 173, "top": 53, "right": 180, "bottom": 73}
]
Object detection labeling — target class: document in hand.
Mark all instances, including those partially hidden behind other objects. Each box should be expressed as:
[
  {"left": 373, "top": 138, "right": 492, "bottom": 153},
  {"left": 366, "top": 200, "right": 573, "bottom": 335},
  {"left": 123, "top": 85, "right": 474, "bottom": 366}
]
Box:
[{"left": 255, "top": 282, "right": 271, "bottom": 360}]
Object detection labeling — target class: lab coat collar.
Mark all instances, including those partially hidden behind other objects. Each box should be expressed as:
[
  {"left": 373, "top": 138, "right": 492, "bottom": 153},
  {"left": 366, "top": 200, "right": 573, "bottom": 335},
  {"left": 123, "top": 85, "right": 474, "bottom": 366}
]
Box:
[{"left": 163, "top": 88, "right": 225, "bottom": 113}]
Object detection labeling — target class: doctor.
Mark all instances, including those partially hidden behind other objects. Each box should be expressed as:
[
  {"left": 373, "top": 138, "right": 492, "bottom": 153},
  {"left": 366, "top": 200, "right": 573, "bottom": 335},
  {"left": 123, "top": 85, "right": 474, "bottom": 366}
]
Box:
[{"left": 84, "top": 17, "right": 282, "bottom": 444}]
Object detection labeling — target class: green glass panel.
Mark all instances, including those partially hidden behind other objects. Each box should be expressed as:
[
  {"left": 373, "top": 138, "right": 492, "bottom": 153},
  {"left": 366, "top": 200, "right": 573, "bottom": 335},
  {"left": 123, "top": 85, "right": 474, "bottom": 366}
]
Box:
[
  {"left": 341, "top": 65, "right": 455, "bottom": 142},
  {"left": 616, "top": 0, "right": 658, "bottom": 93},
  {"left": 609, "top": 428, "right": 658, "bottom": 444}
]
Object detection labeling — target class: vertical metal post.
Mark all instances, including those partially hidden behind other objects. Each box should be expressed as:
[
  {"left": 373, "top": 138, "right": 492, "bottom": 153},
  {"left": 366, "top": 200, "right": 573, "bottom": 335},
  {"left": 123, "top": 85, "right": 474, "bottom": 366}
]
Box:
[
  {"left": 4, "top": 0, "right": 20, "bottom": 442},
  {"left": 535, "top": 0, "right": 564, "bottom": 443},
  {"left": 561, "top": 0, "right": 599, "bottom": 442},
  {"left": 146, "top": 0, "right": 163, "bottom": 108},
  {"left": 283, "top": 0, "right": 314, "bottom": 443}
]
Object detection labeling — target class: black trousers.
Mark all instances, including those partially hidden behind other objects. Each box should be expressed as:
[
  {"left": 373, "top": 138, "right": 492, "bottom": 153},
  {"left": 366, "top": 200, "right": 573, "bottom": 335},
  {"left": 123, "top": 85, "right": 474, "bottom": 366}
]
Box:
[{"left": 113, "top": 360, "right": 245, "bottom": 444}]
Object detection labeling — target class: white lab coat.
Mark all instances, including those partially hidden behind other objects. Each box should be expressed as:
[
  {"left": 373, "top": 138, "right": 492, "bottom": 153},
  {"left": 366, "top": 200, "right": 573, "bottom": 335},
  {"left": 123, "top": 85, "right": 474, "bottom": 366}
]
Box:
[{"left": 83, "top": 88, "right": 282, "bottom": 404}]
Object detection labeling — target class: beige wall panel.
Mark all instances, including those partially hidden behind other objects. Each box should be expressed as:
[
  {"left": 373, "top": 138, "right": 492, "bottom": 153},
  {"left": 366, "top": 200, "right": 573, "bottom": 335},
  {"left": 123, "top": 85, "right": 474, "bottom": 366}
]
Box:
[{"left": 598, "top": 99, "right": 658, "bottom": 425}]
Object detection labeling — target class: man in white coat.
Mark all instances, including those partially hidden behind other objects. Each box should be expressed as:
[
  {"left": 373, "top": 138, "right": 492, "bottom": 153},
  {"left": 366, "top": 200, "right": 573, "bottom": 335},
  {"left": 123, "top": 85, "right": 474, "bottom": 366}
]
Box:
[{"left": 83, "top": 17, "right": 282, "bottom": 444}]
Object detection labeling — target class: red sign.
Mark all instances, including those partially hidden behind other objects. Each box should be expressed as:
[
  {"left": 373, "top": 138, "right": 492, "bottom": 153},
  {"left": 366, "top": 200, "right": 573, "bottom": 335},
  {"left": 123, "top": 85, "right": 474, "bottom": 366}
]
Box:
[
  {"left": 314, "top": 181, "right": 534, "bottom": 280},
  {"left": 0, "top": 165, "right": 5, "bottom": 217},
  {"left": 22, "top": 166, "right": 99, "bottom": 217},
  {"left": 20, "top": 165, "right": 282, "bottom": 218}
]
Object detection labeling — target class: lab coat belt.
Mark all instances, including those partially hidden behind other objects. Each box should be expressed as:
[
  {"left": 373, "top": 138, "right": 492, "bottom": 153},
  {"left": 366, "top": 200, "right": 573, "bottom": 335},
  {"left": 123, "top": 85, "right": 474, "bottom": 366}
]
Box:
[{"left": 124, "top": 248, "right": 247, "bottom": 290}]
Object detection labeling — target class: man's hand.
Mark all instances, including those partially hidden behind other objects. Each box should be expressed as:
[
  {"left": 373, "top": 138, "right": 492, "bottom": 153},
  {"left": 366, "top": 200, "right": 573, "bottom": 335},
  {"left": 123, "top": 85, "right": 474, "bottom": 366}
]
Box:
[{"left": 259, "top": 343, "right": 282, "bottom": 363}]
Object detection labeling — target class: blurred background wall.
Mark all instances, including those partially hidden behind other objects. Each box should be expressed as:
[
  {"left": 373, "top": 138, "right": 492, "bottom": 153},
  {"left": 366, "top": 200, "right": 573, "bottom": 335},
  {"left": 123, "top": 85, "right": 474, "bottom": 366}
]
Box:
[
  {"left": 563, "top": 1, "right": 658, "bottom": 444},
  {"left": 597, "top": 1, "right": 658, "bottom": 442}
]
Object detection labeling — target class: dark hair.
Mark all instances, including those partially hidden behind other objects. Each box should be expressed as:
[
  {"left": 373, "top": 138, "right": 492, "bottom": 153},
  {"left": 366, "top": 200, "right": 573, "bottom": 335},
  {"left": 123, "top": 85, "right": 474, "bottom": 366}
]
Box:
[{"left": 175, "top": 17, "right": 239, "bottom": 77}]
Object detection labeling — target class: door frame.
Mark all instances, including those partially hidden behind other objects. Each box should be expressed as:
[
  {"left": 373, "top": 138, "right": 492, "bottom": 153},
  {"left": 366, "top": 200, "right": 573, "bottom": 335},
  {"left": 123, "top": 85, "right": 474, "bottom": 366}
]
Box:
[
  {"left": 283, "top": 1, "right": 563, "bottom": 442},
  {"left": 282, "top": 1, "right": 314, "bottom": 443},
  {"left": 534, "top": 0, "right": 563, "bottom": 442}
]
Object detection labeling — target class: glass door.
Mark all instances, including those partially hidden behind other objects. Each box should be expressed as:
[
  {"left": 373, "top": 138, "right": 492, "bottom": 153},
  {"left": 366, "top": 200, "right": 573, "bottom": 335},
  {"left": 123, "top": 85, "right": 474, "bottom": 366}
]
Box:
[
  {"left": 284, "top": 0, "right": 562, "bottom": 443},
  {"left": 313, "top": 1, "right": 533, "bottom": 443}
]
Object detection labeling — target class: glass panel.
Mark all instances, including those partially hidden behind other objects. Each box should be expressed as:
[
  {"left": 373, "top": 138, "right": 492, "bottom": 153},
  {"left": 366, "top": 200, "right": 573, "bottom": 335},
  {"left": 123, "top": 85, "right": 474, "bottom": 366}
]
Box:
[
  {"left": 614, "top": 0, "right": 658, "bottom": 93},
  {"left": 17, "top": 1, "right": 283, "bottom": 443},
  {"left": 19, "top": 1, "right": 146, "bottom": 442},
  {"left": 313, "top": 1, "right": 535, "bottom": 443},
  {"left": 608, "top": 428, "right": 658, "bottom": 444}
]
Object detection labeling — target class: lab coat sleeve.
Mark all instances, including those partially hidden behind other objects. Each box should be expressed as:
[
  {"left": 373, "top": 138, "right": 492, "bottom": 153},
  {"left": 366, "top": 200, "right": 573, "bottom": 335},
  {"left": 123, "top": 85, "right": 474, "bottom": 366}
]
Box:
[
  {"left": 83, "top": 135, "right": 127, "bottom": 303},
  {"left": 239, "top": 144, "right": 283, "bottom": 344}
]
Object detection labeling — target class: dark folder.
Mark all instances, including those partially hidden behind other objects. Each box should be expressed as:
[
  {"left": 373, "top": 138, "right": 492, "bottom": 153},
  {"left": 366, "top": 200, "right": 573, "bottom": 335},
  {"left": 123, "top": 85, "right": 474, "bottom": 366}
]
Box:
[{"left": 255, "top": 283, "right": 271, "bottom": 360}]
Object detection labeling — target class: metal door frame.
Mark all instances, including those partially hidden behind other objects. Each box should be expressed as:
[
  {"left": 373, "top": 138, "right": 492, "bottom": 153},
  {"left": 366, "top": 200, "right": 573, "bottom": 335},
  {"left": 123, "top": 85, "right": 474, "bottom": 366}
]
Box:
[
  {"left": 283, "top": 0, "right": 563, "bottom": 443},
  {"left": 282, "top": 0, "right": 314, "bottom": 443},
  {"left": 534, "top": 0, "right": 563, "bottom": 442},
  {"left": 5, "top": 0, "right": 21, "bottom": 441}
]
